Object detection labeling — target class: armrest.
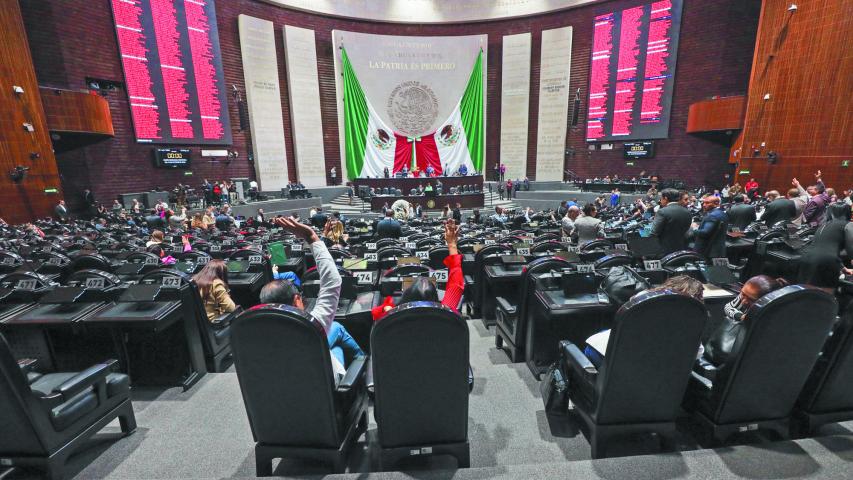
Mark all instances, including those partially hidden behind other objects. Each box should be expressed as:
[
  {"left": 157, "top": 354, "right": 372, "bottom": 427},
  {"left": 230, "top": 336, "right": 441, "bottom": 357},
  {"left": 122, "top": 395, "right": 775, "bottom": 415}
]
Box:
[
  {"left": 53, "top": 360, "right": 117, "bottom": 401},
  {"left": 17, "top": 358, "right": 38, "bottom": 375},
  {"left": 693, "top": 357, "right": 719, "bottom": 383},
  {"left": 337, "top": 355, "right": 368, "bottom": 393},
  {"left": 212, "top": 306, "right": 242, "bottom": 328},
  {"left": 495, "top": 296, "right": 517, "bottom": 314},
  {"left": 560, "top": 341, "right": 598, "bottom": 382}
]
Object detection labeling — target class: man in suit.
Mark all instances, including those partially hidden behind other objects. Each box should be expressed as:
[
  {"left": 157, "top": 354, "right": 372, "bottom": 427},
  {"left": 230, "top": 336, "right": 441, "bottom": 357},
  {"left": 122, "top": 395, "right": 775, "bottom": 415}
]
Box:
[
  {"left": 54, "top": 200, "right": 68, "bottom": 221},
  {"left": 650, "top": 188, "right": 692, "bottom": 255},
  {"left": 727, "top": 195, "right": 757, "bottom": 230},
  {"left": 761, "top": 190, "right": 796, "bottom": 227},
  {"left": 691, "top": 195, "right": 728, "bottom": 259},
  {"left": 572, "top": 204, "right": 604, "bottom": 244},
  {"left": 376, "top": 209, "right": 402, "bottom": 239}
]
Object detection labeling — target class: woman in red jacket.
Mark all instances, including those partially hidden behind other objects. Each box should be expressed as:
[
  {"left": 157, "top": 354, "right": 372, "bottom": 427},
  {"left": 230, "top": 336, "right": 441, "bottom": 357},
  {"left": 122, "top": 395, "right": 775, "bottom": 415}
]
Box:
[{"left": 372, "top": 219, "right": 465, "bottom": 321}]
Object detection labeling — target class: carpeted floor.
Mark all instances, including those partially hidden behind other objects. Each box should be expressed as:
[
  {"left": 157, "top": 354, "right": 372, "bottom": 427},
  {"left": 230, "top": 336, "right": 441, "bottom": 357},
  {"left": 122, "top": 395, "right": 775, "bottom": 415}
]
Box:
[{"left": 3, "top": 318, "right": 852, "bottom": 479}]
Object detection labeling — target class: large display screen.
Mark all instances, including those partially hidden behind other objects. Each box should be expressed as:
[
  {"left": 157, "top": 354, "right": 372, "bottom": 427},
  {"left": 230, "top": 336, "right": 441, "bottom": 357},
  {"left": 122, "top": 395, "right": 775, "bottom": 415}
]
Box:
[
  {"left": 110, "top": 0, "right": 232, "bottom": 145},
  {"left": 586, "top": 0, "right": 683, "bottom": 142}
]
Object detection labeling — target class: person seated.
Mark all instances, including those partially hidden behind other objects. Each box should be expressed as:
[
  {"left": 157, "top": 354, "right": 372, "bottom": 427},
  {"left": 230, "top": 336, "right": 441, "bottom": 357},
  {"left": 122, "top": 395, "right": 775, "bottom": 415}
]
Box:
[
  {"left": 425, "top": 165, "right": 435, "bottom": 177},
  {"left": 699, "top": 275, "right": 788, "bottom": 371},
  {"left": 271, "top": 264, "right": 301, "bottom": 285},
  {"left": 194, "top": 259, "right": 237, "bottom": 322},
  {"left": 490, "top": 206, "right": 508, "bottom": 224},
  {"left": 583, "top": 276, "right": 705, "bottom": 367},
  {"left": 372, "top": 219, "right": 465, "bottom": 321},
  {"left": 259, "top": 217, "right": 364, "bottom": 380},
  {"left": 146, "top": 229, "right": 165, "bottom": 247}
]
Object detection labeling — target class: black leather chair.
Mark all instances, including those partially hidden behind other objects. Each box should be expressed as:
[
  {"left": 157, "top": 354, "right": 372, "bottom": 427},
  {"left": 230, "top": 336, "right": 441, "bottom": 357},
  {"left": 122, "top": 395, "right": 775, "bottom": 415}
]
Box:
[
  {"left": 660, "top": 250, "right": 704, "bottom": 268},
  {"left": 793, "top": 307, "right": 853, "bottom": 435},
  {"left": 371, "top": 302, "right": 470, "bottom": 469},
  {"left": 684, "top": 285, "right": 836, "bottom": 444},
  {"left": 427, "top": 246, "right": 449, "bottom": 270},
  {"left": 375, "top": 238, "right": 399, "bottom": 250},
  {"left": 594, "top": 252, "right": 634, "bottom": 270},
  {"left": 531, "top": 240, "right": 564, "bottom": 254},
  {"left": 580, "top": 239, "right": 613, "bottom": 252},
  {"left": 69, "top": 252, "right": 112, "bottom": 273},
  {"left": 496, "top": 257, "right": 571, "bottom": 362},
  {"left": 141, "top": 270, "right": 236, "bottom": 373},
  {"left": 559, "top": 290, "right": 707, "bottom": 458},
  {"left": 0, "top": 333, "right": 136, "bottom": 480},
  {"left": 231, "top": 305, "right": 368, "bottom": 475},
  {"left": 472, "top": 243, "right": 512, "bottom": 322}
]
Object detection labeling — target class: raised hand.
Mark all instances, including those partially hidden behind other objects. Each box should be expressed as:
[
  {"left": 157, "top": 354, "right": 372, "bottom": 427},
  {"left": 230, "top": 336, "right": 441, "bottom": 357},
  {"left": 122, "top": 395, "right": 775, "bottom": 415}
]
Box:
[
  {"left": 274, "top": 217, "right": 318, "bottom": 242},
  {"left": 444, "top": 218, "right": 460, "bottom": 248}
]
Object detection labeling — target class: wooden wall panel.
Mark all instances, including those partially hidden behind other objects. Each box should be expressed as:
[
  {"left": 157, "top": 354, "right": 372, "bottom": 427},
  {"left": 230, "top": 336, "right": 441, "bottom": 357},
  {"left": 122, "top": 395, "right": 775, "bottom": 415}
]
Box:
[
  {"left": 735, "top": 0, "right": 853, "bottom": 192},
  {"left": 40, "top": 87, "right": 114, "bottom": 136},
  {"left": 0, "top": 0, "right": 63, "bottom": 224},
  {"left": 686, "top": 96, "right": 745, "bottom": 133}
]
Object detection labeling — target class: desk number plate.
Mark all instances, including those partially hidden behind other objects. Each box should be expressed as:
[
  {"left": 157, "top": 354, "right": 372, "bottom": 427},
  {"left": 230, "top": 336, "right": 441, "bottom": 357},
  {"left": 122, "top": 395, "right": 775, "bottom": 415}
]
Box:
[
  {"left": 144, "top": 256, "right": 160, "bottom": 265},
  {"left": 644, "top": 260, "right": 662, "bottom": 270},
  {"left": 712, "top": 258, "right": 729, "bottom": 267},
  {"left": 248, "top": 255, "right": 263, "bottom": 265},
  {"left": 47, "top": 257, "right": 63, "bottom": 266},
  {"left": 290, "top": 243, "right": 303, "bottom": 252},
  {"left": 197, "top": 256, "right": 210, "bottom": 265},
  {"left": 577, "top": 264, "right": 595, "bottom": 274},
  {"left": 365, "top": 242, "right": 377, "bottom": 250},
  {"left": 615, "top": 243, "right": 629, "bottom": 251},
  {"left": 355, "top": 271, "right": 374, "bottom": 284},
  {"left": 162, "top": 277, "right": 182, "bottom": 288},
  {"left": 16, "top": 279, "right": 37, "bottom": 291},
  {"left": 85, "top": 277, "right": 105, "bottom": 289},
  {"left": 516, "top": 247, "right": 531, "bottom": 256},
  {"left": 484, "top": 239, "right": 496, "bottom": 245},
  {"left": 415, "top": 251, "right": 429, "bottom": 259},
  {"left": 210, "top": 245, "right": 221, "bottom": 252},
  {"left": 430, "top": 269, "right": 449, "bottom": 282},
  {"left": 405, "top": 242, "right": 417, "bottom": 249},
  {"left": 365, "top": 252, "right": 378, "bottom": 261}
]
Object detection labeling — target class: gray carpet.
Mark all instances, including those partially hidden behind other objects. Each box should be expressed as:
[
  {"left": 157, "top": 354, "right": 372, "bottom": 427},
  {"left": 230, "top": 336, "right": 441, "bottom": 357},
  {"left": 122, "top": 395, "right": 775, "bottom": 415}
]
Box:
[{"left": 3, "top": 318, "right": 852, "bottom": 479}]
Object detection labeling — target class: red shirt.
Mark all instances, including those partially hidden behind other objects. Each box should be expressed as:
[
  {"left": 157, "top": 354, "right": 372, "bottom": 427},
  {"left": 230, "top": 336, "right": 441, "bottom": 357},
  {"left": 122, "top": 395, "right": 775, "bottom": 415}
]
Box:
[
  {"left": 745, "top": 181, "right": 759, "bottom": 192},
  {"left": 372, "top": 253, "right": 465, "bottom": 321}
]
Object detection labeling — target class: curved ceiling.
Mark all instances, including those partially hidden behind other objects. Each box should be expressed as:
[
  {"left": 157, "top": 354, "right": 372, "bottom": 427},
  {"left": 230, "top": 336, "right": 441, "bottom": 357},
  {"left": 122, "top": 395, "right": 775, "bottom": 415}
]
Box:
[{"left": 261, "top": 0, "right": 600, "bottom": 24}]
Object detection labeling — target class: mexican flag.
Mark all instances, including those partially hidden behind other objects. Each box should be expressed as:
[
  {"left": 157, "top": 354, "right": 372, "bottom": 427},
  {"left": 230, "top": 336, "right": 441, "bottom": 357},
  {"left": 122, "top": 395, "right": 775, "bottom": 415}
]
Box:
[{"left": 342, "top": 48, "right": 483, "bottom": 180}]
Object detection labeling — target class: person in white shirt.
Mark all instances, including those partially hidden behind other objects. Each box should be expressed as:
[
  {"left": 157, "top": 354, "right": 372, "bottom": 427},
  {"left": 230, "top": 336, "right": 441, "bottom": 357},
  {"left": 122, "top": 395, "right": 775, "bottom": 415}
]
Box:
[
  {"left": 572, "top": 204, "right": 604, "bottom": 244},
  {"left": 561, "top": 206, "right": 580, "bottom": 236},
  {"left": 258, "top": 217, "right": 363, "bottom": 383}
]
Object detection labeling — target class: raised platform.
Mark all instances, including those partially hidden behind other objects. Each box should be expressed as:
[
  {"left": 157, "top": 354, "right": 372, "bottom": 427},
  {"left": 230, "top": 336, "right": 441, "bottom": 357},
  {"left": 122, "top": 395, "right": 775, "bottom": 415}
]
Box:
[
  {"left": 354, "top": 175, "right": 482, "bottom": 194},
  {"left": 511, "top": 190, "right": 645, "bottom": 212},
  {"left": 370, "top": 193, "right": 484, "bottom": 210},
  {"left": 228, "top": 197, "right": 318, "bottom": 219}
]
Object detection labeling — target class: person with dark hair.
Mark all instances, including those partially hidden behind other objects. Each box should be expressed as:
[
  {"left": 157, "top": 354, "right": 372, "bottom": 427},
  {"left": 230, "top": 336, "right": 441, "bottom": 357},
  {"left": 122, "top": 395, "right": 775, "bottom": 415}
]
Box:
[
  {"left": 376, "top": 209, "right": 402, "bottom": 239},
  {"left": 214, "top": 207, "right": 234, "bottom": 231},
  {"left": 471, "top": 208, "right": 481, "bottom": 224},
  {"left": 691, "top": 195, "right": 728, "bottom": 259},
  {"left": 800, "top": 170, "right": 831, "bottom": 226},
  {"left": 700, "top": 275, "right": 788, "bottom": 369},
  {"left": 762, "top": 190, "right": 797, "bottom": 227},
  {"left": 572, "top": 204, "right": 603, "bottom": 244},
  {"left": 452, "top": 203, "right": 462, "bottom": 223},
  {"left": 650, "top": 188, "right": 692, "bottom": 255},
  {"left": 727, "top": 194, "right": 756, "bottom": 230},
  {"left": 259, "top": 216, "right": 362, "bottom": 380},
  {"left": 310, "top": 206, "right": 328, "bottom": 229},
  {"left": 372, "top": 219, "right": 465, "bottom": 321},
  {"left": 194, "top": 259, "right": 237, "bottom": 322}
]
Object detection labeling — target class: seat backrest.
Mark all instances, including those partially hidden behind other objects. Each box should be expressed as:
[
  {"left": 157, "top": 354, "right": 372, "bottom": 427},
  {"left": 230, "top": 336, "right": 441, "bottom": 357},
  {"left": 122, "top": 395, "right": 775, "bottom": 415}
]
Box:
[
  {"left": 594, "top": 252, "right": 634, "bottom": 270},
  {"left": 371, "top": 302, "right": 468, "bottom": 448},
  {"left": 798, "top": 308, "right": 853, "bottom": 414},
  {"left": 231, "top": 305, "right": 342, "bottom": 447},
  {"left": 581, "top": 239, "right": 613, "bottom": 252},
  {"left": 0, "top": 333, "right": 48, "bottom": 456},
  {"left": 377, "top": 246, "right": 410, "bottom": 261},
  {"left": 711, "top": 286, "right": 836, "bottom": 424},
  {"left": 383, "top": 264, "right": 430, "bottom": 279},
  {"left": 660, "top": 250, "right": 704, "bottom": 268},
  {"left": 428, "top": 246, "right": 450, "bottom": 269},
  {"left": 531, "top": 240, "right": 564, "bottom": 254},
  {"left": 594, "top": 291, "right": 707, "bottom": 424},
  {"left": 70, "top": 252, "right": 112, "bottom": 272},
  {"left": 516, "top": 257, "right": 572, "bottom": 337}
]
